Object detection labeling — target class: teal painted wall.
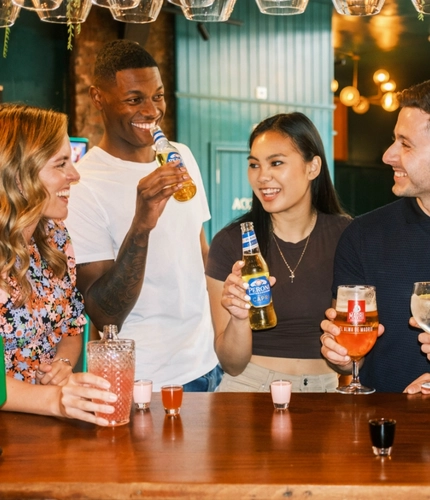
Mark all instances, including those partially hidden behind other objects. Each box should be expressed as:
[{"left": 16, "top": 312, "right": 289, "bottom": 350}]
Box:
[
  {"left": 174, "top": 0, "right": 334, "bottom": 240},
  {"left": 0, "top": 9, "right": 68, "bottom": 111}
]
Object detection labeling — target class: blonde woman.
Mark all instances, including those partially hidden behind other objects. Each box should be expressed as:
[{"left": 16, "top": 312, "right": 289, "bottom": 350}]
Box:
[{"left": 0, "top": 103, "right": 118, "bottom": 425}]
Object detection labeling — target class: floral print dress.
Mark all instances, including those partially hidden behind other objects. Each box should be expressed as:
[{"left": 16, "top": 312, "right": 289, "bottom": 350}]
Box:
[{"left": 0, "top": 220, "right": 86, "bottom": 384}]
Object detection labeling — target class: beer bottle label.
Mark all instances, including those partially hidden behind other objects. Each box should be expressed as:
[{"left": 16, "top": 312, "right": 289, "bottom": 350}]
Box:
[
  {"left": 166, "top": 151, "right": 185, "bottom": 167},
  {"left": 247, "top": 275, "right": 272, "bottom": 308},
  {"left": 347, "top": 300, "right": 366, "bottom": 324},
  {"left": 242, "top": 230, "right": 259, "bottom": 252}
]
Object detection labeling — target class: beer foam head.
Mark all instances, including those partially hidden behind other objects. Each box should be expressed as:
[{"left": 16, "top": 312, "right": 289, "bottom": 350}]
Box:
[{"left": 336, "top": 285, "right": 377, "bottom": 312}]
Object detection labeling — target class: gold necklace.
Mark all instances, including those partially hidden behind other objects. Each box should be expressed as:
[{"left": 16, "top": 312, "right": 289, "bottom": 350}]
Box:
[{"left": 272, "top": 212, "right": 317, "bottom": 283}]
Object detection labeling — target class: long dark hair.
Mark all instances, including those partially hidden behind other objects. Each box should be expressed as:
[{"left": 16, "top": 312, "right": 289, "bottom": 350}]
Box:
[{"left": 232, "top": 112, "right": 347, "bottom": 255}]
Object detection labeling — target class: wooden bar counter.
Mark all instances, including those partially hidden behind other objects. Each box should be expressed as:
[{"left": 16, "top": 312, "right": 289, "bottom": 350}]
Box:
[{"left": 1, "top": 392, "right": 430, "bottom": 499}]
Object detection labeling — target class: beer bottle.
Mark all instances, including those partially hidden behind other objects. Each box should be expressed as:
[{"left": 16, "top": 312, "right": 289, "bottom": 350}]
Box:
[
  {"left": 151, "top": 125, "right": 197, "bottom": 202},
  {"left": 240, "top": 222, "right": 277, "bottom": 330}
]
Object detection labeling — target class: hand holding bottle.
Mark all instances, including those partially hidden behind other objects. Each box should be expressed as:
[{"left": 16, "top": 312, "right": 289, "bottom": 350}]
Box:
[
  {"left": 221, "top": 260, "right": 254, "bottom": 322},
  {"left": 151, "top": 125, "right": 196, "bottom": 202},
  {"left": 132, "top": 161, "right": 190, "bottom": 236},
  {"left": 240, "top": 222, "right": 277, "bottom": 330},
  {"left": 222, "top": 260, "right": 277, "bottom": 324}
]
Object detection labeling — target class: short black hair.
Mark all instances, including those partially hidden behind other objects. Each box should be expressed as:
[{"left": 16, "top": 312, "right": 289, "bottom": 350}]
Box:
[
  {"left": 94, "top": 40, "right": 158, "bottom": 86},
  {"left": 398, "top": 80, "right": 430, "bottom": 115}
]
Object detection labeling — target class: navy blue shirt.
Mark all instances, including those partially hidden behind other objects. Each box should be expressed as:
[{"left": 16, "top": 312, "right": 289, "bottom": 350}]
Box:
[{"left": 333, "top": 197, "right": 430, "bottom": 392}]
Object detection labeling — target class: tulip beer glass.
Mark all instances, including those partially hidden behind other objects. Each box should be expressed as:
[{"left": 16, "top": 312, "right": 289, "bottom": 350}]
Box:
[{"left": 334, "top": 285, "right": 379, "bottom": 394}]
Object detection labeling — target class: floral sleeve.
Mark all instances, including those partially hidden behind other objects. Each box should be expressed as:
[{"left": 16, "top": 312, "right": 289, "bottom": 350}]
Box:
[{"left": 49, "top": 220, "right": 87, "bottom": 337}]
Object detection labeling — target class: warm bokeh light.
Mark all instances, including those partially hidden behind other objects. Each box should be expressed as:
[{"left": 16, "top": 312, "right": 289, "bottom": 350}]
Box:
[
  {"left": 331, "top": 79, "right": 339, "bottom": 92},
  {"left": 367, "top": 1, "right": 403, "bottom": 51},
  {"left": 373, "top": 69, "right": 390, "bottom": 84},
  {"left": 339, "top": 85, "right": 360, "bottom": 106},
  {"left": 380, "top": 79, "right": 396, "bottom": 92},
  {"left": 353, "top": 96, "right": 370, "bottom": 114},
  {"left": 381, "top": 91, "right": 399, "bottom": 112}
]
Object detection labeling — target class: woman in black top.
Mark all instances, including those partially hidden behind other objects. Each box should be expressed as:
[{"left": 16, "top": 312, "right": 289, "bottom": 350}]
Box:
[{"left": 206, "top": 112, "right": 351, "bottom": 392}]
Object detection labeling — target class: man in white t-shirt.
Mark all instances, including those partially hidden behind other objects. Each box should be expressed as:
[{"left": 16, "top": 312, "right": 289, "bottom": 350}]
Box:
[{"left": 66, "top": 40, "right": 220, "bottom": 391}]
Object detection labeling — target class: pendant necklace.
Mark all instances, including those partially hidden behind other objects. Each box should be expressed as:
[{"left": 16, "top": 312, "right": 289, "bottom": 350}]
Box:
[{"left": 272, "top": 212, "right": 317, "bottom": 283}]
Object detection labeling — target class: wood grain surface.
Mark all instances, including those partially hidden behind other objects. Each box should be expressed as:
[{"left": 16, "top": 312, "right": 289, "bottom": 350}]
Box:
[{"left": 1, "top": 392, "right": 430, "bottom": 499}]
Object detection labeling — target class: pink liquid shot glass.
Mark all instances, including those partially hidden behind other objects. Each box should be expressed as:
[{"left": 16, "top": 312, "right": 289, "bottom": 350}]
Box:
[
  {"left": 270, "top": 379, "right": 292, "bottom": 410},
  {"left": 133, "top": 379, "right": 153, "bottom": 410}
]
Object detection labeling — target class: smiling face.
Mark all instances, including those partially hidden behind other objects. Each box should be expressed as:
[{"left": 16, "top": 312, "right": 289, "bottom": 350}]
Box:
[
  {"left": 247, "top": 130, "right": 320, "bottom": 216},
  {"left": 91, "top": 67, "right": 166, "bottom": 162},
  {"left": 38, "top": 135, "right": 80, "bottom": 220},
  {"left": 383, "top": 107, "right": 430, "bottom": 212}
]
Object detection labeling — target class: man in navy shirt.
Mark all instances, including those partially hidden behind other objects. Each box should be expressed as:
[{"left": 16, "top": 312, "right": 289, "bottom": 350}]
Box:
[{"left": 320, "top": 79, "right": 430, "bottom": 393}]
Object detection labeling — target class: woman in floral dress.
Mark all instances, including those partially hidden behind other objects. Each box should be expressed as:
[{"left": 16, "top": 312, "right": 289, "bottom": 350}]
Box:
[{"left": 0, "top": 104, "right": 116, "bottom": 425}]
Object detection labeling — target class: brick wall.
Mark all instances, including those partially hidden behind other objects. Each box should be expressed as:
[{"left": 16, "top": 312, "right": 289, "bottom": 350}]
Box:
[{"left": 69, "top": 5, "right": 176, "bottom": 148}]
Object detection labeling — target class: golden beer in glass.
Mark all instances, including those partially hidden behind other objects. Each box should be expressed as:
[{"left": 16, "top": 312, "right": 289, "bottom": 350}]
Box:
[{"left": 334, "top": 285, "right": 378, "bottom": 394}]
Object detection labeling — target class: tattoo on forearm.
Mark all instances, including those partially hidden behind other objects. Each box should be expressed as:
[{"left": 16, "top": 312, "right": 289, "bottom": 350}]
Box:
[{"left": 91, "top": 238, "right": 148, "bottom": 319}]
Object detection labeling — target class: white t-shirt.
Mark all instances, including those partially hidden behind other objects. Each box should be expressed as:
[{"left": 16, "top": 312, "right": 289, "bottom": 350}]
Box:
[{"left": 66, "top": 145, "right": 218, "bottom": 390}]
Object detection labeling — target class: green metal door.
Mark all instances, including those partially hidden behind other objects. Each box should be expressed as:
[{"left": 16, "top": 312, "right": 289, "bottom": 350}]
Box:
[{"left": 206, "top": 142, "right": 251, "bottom": 241}]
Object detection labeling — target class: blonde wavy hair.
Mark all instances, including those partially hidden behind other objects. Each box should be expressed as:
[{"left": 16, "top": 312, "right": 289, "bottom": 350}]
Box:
[{"left": 0, "top": 104, "right": 69, "bottom": 306}]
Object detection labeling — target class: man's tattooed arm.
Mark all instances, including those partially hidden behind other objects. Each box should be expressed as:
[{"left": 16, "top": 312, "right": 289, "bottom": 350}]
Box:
[{"left": 76, "top": 231, "right": 150, "bottom": 332}]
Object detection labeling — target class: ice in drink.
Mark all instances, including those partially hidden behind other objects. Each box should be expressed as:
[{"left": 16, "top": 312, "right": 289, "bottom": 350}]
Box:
[{"left": 411, "top": 293, "right": 430, "bottom": 333}]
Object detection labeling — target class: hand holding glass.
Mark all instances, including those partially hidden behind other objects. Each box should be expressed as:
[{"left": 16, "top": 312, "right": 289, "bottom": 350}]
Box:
[
  {"left": 87, "top": 336, "right": 135, "bottom": 426},
  {"left": 334, "top": 285, "right": 379, "bottom": 394}
]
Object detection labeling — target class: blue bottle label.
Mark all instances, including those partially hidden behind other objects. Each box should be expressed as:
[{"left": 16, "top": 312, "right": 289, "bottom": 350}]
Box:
[
  {"left": 166, "top": 151, "right": 185, "bottom": 167},
  {"left": 242, "top": 230, "right": 259, "bottom": 252},
  {"left": 247, "top": 276, "right": 271, "bottom": 308}
]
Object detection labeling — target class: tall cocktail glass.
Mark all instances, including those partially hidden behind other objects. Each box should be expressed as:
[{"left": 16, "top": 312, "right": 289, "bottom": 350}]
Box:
[{"left": 87, "top": 325, "right": 135, "bottom": 426}]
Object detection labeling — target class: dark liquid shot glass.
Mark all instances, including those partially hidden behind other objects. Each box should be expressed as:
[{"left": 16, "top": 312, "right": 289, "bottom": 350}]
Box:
[{"left": 369, "top": 418, "right": 396, "bottom": 456}]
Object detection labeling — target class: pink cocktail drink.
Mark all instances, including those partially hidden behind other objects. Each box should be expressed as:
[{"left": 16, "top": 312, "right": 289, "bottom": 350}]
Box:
[
  {"left": 87, "top": 330, "right": 135, "bottom": 427},
  {"left": 92, "top": 367, "right": 135, "bottom": 426}
]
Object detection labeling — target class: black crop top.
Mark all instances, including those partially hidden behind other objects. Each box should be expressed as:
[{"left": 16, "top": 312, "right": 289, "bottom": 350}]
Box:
[{"left": 205, "top": 212, "right": 351, "bottom": 359}]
